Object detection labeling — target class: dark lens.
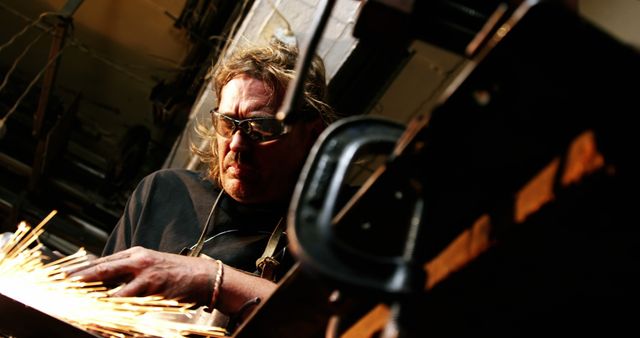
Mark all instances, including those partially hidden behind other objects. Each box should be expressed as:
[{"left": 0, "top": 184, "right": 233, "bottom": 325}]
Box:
[
  {"left": 212, "top": 111, "right": 286, "bottom": 142},
  {"left": 213, "top": 113, "right": 236, "bottom": 137},
  {"left": 247, "top": 118, "right": 285, "bottom": 141}
]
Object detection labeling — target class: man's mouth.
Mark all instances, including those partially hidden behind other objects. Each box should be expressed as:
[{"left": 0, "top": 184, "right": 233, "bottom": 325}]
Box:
[
  {"left": 227, "top": 162, "right": 251, "bottom": 174},
  {"left": 225, "top": 155, "right": 256, "bottom": 178}
]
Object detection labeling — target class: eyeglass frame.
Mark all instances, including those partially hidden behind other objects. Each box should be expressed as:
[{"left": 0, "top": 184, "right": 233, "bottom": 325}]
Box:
[{"left": 210, "top": 109, "right": 290, "bottom": 142}]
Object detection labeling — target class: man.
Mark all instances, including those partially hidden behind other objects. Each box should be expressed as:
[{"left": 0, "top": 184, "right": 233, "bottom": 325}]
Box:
[{"left": 70, "top": 40, "right": 336, "bottom": 324}]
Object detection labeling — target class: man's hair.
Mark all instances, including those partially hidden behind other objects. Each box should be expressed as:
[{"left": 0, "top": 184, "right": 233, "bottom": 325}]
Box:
[{"left": 193, "top": 40, "right": 336, "bottom": 184}]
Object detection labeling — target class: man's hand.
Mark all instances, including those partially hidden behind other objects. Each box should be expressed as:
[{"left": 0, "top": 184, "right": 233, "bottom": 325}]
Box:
[{"left": 68, "top": 246, "right": 214, "bottom": 305}]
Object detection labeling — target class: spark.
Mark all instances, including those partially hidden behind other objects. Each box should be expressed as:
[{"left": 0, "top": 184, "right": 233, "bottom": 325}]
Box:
[{"left": 0, "top": 211, "right": 228, "bottom": 338}]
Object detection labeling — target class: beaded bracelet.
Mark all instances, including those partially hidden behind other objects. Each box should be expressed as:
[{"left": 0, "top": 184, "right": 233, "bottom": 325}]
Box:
[{"left": 209, "top": 259, "right": 224, "bottom": 310}]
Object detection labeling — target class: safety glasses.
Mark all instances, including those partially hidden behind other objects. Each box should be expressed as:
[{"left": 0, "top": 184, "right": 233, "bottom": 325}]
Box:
[{"left": 210, "top": 110, "right": 288, "bottom": 142}]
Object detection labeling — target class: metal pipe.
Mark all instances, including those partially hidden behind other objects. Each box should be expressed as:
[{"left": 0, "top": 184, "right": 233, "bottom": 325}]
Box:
[
  {"left": 277, "top": 0, "right": 337, "bottom": 124},
  {"left": 0, "top": 152, "right": 32, "bottom": 176}
]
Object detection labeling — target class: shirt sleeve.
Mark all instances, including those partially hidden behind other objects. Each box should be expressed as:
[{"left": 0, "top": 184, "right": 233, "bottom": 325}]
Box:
[{"left": 101, "top": 174, "right": 152, "bottom": 256}]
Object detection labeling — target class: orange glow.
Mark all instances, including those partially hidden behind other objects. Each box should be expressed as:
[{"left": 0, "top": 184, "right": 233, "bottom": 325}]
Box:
[{"left": 0, "top": 211, "right": 227, "bottom": 338}]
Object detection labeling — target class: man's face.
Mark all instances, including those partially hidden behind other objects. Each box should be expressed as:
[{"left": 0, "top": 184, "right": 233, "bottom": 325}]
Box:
[{"left": 216, "top": 74, "right": 322, "bottom": 204}]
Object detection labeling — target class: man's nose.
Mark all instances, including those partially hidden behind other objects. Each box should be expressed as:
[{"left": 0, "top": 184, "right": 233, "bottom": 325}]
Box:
[{"left": 229, "top": 129, "right": 249, "bottom": 151}]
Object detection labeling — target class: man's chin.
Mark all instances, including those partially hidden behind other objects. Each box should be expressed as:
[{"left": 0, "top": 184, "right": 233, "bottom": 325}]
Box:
[{"left": 222, "top": 179, "right": 260, "bottom": 203}]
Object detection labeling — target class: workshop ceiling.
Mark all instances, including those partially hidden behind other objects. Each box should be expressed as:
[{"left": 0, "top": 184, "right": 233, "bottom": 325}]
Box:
[{"left": 0, "top": 0, "right": 245, "bottom": 254}]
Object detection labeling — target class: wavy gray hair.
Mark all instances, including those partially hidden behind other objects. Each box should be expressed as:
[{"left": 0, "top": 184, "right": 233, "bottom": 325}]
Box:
[{"left": 192, "top": 40, "right": 336, "bottom": 184}]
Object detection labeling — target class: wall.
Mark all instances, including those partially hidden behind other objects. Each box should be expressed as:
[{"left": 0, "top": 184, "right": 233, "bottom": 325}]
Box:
[
  {"left": 580, "top": 0, "right": 640, "bottom": 49},
  {"left": 371, "top": 0, "right": 640, "bottom": 125}
]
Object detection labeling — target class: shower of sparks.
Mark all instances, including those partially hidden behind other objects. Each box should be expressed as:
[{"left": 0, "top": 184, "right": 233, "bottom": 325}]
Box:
[{"left": 0, "top": 211, "right": 228, "bottom": 338}]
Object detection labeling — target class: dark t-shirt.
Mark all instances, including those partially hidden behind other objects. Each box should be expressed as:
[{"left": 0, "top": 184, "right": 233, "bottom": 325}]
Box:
[{"left": 102, "top": 168, "right": 291, "bottom": 275}]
